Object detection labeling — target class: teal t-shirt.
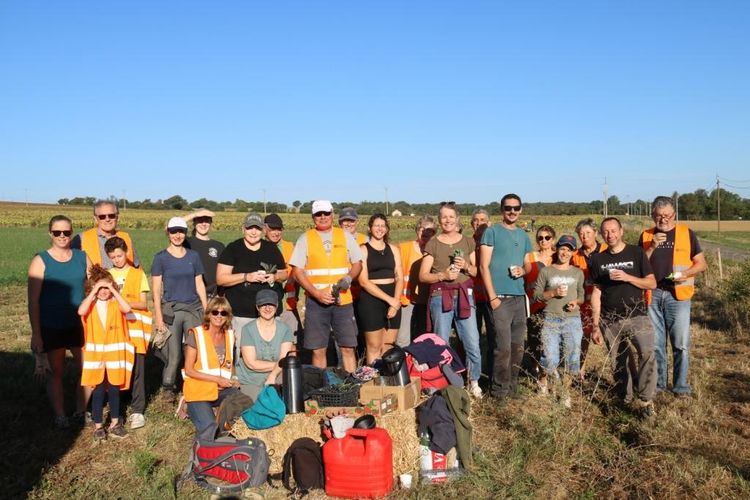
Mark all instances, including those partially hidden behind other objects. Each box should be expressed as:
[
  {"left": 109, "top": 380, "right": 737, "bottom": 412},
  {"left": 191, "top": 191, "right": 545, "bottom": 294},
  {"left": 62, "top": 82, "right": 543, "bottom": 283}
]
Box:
[
  {"left": 480, "top": 225, "right": 532, "bottom": 296},
  {"left": 236, "top": 319, "right": 293, "bottom": 388}
]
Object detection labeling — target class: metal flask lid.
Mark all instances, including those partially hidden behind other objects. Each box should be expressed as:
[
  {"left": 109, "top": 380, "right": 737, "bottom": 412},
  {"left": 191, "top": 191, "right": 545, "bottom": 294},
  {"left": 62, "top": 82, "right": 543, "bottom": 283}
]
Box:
[
  {"left": 280, "top": 352, "right": 300, "bottom": 368},
  {"left": 381, "top": 346, "right": 405, "bottom": 376}
]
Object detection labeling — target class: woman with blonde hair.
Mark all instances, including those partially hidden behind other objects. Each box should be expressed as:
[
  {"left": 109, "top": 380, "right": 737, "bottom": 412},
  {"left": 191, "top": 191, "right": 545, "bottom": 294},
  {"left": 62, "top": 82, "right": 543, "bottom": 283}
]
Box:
[{"left": 183, "top": 296, "right": 240, "bottom": 435}]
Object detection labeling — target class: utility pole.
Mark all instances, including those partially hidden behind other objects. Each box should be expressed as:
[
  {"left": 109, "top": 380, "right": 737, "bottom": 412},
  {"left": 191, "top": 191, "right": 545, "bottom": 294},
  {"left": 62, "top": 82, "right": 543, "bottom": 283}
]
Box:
[
  {"left": 263, "top": 189, "right": 267, "bottom": 215},
  {"left": 385, "top": 187, "right": 389, "bottom": 215},
  {"left": 603, "top": 177, "right": 608, "bottom": 217},
  {"left": 716, "top": 175, "right": 721, "bottom": 232},
  {"left": 675, "top": 192, "right": 678, "bottom": 221}
]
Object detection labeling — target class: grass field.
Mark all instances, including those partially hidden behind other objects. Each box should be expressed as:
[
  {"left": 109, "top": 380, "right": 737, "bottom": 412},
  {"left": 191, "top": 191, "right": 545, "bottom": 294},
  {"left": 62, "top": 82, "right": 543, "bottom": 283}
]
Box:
[{"left": 2, "top": 204, "right": 749, "bottom": 497}]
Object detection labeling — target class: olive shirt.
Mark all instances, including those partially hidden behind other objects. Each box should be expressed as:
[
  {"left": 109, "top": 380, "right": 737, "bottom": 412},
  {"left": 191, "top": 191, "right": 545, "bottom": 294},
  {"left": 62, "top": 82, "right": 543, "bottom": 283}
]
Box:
[
  {"left": 423, "top": 235, "right": 475, "bottom": 285},
  {"left": 533, "top": 266, "right": 585, "bottom": 317}
]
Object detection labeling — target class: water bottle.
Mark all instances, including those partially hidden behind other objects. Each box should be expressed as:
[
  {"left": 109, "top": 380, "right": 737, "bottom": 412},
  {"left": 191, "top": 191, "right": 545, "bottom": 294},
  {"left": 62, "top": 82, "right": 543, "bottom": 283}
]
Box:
[{"left": 280, "top": 352, "right": 303, "bottom": 413}]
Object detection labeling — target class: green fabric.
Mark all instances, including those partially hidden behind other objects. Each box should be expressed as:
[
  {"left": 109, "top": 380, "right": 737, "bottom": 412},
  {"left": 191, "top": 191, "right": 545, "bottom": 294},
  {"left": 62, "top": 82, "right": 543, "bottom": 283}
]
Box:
[
  {"left": 236, "top": 319, "right": 293, "bottom": 389},
  {"left": 441, "top": 385, "right": 473, "bottom": 468}
]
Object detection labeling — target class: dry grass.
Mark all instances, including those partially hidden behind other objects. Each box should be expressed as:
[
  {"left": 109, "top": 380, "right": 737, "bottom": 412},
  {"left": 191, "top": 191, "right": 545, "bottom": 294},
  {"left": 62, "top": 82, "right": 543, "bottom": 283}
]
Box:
[{"left": 2, "top": 281, "right": 750, "bottom": 498}]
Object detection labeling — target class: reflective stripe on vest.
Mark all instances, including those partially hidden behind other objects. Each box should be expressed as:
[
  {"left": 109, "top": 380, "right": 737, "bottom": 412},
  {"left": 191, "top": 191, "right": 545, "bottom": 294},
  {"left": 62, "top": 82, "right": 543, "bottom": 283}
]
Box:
[
  {"left": 641, "top": 224, "right": 695, "bottom": 300},
  {"left": 304, "top": 228, "right": 353, "bottom": 305},
  {"left": 81, "top": 300, "right": 134, "bottom": 389},
  {"left": 182, "top": 326, "right": 235, "bottom": 402},
  {"left": 119, "top": 267, "right": 152, "bottom": 353}
]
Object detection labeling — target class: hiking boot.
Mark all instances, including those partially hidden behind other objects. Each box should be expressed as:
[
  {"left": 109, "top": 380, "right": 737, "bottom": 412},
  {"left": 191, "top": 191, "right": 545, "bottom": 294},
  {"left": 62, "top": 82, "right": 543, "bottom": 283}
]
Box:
[
  {"left": 108, "top": 423, "right": 128, "bottom": 439},
  {"left": 93, "top": 427, "right": 107, "bottom": 443},
  {"left": 637, "top": 400, "right": 656, "bottom": 418},
  {"left": 129, "top": 413, "right": 146, "bottom": 430},
  {"left": 468, "top": 380, "right": 483, "bottom": 399},
  {"left": 53, "top": 415, "right": 70, "bottom": 430},
  {"left": 159, "top": 387, "right": 177, "bottom": 405}
]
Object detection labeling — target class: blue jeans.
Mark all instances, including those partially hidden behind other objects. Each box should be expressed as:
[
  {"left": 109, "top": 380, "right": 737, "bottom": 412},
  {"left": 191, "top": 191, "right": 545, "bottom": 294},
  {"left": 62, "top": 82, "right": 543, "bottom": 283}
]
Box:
[
  {"left": 429, "top": 293, "right": 482, "bottom": 382},
  {"left": 648, "top": 288, "right": 692, "bottom": 394},
  {"left": 540, "top": 316, "right": 583, "bottom": 376},
  {"left": 187, "top": 387, "right": 240, "bottom": 436}
]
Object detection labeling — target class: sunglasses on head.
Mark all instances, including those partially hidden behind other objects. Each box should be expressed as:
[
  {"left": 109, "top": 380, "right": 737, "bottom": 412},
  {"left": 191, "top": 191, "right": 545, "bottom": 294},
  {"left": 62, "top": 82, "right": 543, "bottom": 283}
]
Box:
[
  {"left": 97, "top": 213, "right": 118, "bottom": 220},
  {"left": 440, "top": 201, "right": 456, "bottom": 208},
  {"left": 503, "top": 205, "right": 522, "bottom": 212},
  {"left": 51, "top": 230, "right": 72, "bottom": 237},
  {"left": 537, "top": 235, "right": 552, "bottom": 241},
  {"left": 210, "top": 310, "right": 229, "bottom": 317},
  {"left": 313, "top": 211, "right": 332, "bottom": 217},
  {"left": 168, "top": 227, "right": 187, "bottom": 234},
  {"left": 194, "top": 216, "right": 212, "bottom": 224}
]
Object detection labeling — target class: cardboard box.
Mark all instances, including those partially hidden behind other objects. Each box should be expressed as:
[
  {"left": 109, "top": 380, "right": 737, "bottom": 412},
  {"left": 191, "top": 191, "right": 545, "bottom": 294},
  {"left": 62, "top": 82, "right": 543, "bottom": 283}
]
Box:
[
  {"left": 359, "top": 377, "right": 421, "bottom": 412},
  {"left": 304, "top": 394, "right": 398, "bottom": 417}
]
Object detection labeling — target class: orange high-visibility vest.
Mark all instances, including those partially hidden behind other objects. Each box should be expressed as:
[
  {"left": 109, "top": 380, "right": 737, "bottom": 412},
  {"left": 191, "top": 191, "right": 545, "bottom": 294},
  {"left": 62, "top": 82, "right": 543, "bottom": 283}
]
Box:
[
  {"left": 571, "top": 242, "right": 608, "bottom": 336},
  {"left": 278, "top": 239, "right": 299, "bottom": 310},
  {"left": 524, "top": 253, "right": 546, "bottom": 314},
  {"left": 349, "top": 232, "right": 367, "bottom": 300},
  {"left": 118, "top": 266, "right": 152, "bottom": 354},
  {"left": 305, "top": 228, "right": 353, "bottom": 306},
  {"left": 399, "top": 240, "right": 422, "bottom": 306},
  {"left": 641, "top": 224, "right": 695, "bottom": 300},
  {"left": 183, "top": 326, "right": 235, "bottom": 403},
  {"left": 81, "top": 228, "right": 135, "bottom": 266},
  {"left": 81, "top": 300, "right": 135, "bottom": 389}
]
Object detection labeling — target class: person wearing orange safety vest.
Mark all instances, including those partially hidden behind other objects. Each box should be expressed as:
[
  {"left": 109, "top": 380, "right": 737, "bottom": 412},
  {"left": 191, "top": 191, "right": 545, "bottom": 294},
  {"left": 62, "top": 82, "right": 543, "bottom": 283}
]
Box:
[
  {"left": 79, "top": 265, "right": 135, "bottom": 441},
  {"left": 289, "top": 200, "right": 363, "bottom": 372},
  {"left": 264, "top": 213, "right": 301, "bottom": 335},
  {"left": 639, "top": 196, "right": 706, "bottom": 397},
  {"left": 396, "top": 216, "right": 436, "bottom": 347},
  {"left": 105, "top": 236, "right": 152, "bottom": 430},
  {"left": 339, "top": 207, "right": 367, "bottom": 304},
  {"left": 182, "top": 296, "right": 240, "bottom": 435},
  {"left": 571, "top": 218, "right": 607, "bottom": 378},
  {"left": 72, "top": 199, "right": 140, "bottom": 269}
]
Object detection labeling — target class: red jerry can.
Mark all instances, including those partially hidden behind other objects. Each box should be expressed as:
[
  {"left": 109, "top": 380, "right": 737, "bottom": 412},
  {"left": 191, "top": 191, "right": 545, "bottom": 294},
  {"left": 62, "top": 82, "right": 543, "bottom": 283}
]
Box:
[{"left": 323, "top": 427, "right": 393, "bottom": 498}]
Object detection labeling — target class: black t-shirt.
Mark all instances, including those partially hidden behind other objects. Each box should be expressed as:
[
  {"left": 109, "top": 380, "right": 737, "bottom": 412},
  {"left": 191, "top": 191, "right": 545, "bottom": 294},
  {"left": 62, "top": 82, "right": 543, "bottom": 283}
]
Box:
[
  {"left": 590, "top": 244, "right": 654, "bottom": 320},
  {"left": 185, "top": 237, "right": 226, "bottom": 296},
  {"left": 638, "top": 227, "right": 701, "bottom": 287},
  {"left": 218, "top": 239, "right": 285, "bottom": 318}
]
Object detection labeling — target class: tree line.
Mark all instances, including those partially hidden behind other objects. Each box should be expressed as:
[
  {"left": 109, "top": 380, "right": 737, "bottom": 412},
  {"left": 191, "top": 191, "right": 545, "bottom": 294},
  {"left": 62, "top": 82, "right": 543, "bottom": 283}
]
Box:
[{"left": 57, "top": 187, "right": 749, "bottom": 220}]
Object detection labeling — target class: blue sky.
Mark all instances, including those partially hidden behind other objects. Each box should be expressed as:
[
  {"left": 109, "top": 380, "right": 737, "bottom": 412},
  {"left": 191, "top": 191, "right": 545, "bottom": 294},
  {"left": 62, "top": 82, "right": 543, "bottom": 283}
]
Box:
[{"left": 1, "top": 1, "right": 748, "bottom": 206}]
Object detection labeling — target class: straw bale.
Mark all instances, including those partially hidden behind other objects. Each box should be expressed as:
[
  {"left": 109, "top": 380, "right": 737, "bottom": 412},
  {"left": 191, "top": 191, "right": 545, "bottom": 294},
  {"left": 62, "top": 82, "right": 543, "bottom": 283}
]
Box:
[{"left": 231, "top": 409, "right": 420, "bottom": 476}]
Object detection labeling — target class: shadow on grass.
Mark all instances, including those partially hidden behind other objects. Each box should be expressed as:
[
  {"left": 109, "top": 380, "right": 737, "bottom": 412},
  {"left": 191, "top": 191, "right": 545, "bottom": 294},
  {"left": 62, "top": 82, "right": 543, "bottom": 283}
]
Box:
[{"left": 0, "top": 351, "right": 82, "bottom": 498}]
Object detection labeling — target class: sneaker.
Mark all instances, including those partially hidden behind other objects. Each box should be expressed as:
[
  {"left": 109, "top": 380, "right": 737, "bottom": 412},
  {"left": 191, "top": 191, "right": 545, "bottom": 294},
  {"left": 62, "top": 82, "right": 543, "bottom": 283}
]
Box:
[
  {"left": 637, "top": 400, "right": 656, "bottom": 418},
  {"left": 561, "top": 395, "right": 572, "bottom": 409},
  {"left": 72, "top": 411, "right": 93, "bottom": 427},
  {"left": 468, "top": 380, "right": 483, "bottom": 399},
  {"left": 159, "top": 387, "right": 177, "bottom": 405},
  {"left": 53, "top": 415, "right": 70, "bottom": 430},
  {"left": 108, "top": 423, "right": 128, "bottom": 439},
  {"left": 129, "top": 413, "right": 146, "bottom": 430},
  {"left": 93, "top": 427, "right": 107, "bottom": 442}
]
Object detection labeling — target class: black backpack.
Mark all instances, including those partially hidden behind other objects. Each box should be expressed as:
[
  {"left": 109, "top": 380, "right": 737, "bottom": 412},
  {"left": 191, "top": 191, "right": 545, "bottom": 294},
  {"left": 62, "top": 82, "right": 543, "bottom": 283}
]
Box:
[{"left": 282, "top": 437, "right": 325, "bottom": 493}]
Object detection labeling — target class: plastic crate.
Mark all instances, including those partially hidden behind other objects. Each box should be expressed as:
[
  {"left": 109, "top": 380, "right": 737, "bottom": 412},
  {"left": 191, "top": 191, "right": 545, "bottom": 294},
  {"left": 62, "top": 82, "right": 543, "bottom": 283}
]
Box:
[{"left": 309, "top": 384, "right": 361, "bottom": 407}]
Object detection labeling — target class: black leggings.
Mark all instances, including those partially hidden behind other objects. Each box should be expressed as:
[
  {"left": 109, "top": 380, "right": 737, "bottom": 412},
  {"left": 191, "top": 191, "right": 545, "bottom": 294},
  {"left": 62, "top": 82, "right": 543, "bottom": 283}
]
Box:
[{"left": 92, "top": 375, "right": 121, "bottom": 424}]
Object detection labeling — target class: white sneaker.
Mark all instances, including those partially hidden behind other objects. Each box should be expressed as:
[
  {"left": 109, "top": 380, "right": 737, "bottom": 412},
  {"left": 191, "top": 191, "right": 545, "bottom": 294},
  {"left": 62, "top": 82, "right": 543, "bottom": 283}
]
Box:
[
  {"left": 130, "top": 413, "right": 145, "bottom": 430},
  {"left": 561, "top": 395, "right": 572, "bottom": 409},
  {"left": 469, "top": 380, "right": 483, "bottom": 399}
]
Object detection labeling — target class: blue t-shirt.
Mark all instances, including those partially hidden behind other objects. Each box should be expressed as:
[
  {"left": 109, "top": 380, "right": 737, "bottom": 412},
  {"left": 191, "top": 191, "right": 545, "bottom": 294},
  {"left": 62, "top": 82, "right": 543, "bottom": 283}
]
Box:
[
  {"left": 151, "top": 249, "right": 205, "bottom": 303},
  {"left": 236, "top": 319, "right": 293, "bottom": 389},
  {"left": 39, "top": 249, "right": 87, "bottom": 328},
  {"left": 480, "top": 225, "right": 532, "bottom": 296}
]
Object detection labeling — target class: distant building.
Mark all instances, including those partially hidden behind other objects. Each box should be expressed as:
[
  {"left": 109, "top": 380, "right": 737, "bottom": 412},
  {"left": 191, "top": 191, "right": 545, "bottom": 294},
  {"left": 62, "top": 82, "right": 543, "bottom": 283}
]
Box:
[{"left": 391, "top": 209, "right": 402, "bottom": 217}]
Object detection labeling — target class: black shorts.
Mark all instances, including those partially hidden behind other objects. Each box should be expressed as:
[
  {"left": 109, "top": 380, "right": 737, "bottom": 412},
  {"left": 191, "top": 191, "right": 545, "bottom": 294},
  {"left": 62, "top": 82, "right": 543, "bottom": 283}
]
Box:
[
  {"left": 41, "top": 323, "right": 84, "bottom": 352},
  {"left": 357, "top": 283, "right": 402, "bottom": 332}
]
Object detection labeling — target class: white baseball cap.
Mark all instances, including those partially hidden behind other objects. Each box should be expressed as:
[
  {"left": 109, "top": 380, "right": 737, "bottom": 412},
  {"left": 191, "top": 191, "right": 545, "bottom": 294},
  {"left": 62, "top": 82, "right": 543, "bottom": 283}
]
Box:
[
  {"left": 167, "top": 216, "right": 188, "bottom": 229},
  {"left": 312, "top": 200, "right": 333, "bottom": 214}
]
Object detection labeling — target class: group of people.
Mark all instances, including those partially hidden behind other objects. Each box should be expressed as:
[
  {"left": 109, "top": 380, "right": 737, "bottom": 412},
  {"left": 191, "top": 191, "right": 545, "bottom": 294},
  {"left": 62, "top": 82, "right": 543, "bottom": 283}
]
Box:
[{"left": 28, "top": 194, "right": 705, "bottom": 439}]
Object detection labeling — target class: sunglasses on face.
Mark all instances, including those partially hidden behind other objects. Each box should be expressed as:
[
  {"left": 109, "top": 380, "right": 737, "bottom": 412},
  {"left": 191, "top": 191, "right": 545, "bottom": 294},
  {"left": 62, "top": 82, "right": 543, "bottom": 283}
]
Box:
[
  {"left": 168, "top": 227, "right": 187, "bottom": 234},
  {"left": 97, "top": 213, "right": 118, "bottom": 221},
  {"left": 503, "top": 205, "right": 522, "bottom": 212},
  {"left": 51, "top": 230, "right": 72, "bottom": 237},
  {"left": 313, "top": 211, "right": 332, "bottom": 217},
  {"left": 537, "top": 235, "right": 552, "bottom": 241},
  {"left": 210, "top": 310, "right": 229, "bottom": 317}
]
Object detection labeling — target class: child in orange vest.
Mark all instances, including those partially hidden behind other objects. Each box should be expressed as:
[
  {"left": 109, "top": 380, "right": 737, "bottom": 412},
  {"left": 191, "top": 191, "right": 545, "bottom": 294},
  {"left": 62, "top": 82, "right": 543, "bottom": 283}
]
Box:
[
  {"left": 78, "top": 265, "right": 134, "bottom": 441},
  {"left": 105, "top": 236, "right": 152, "bottom": 430}
]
